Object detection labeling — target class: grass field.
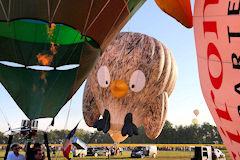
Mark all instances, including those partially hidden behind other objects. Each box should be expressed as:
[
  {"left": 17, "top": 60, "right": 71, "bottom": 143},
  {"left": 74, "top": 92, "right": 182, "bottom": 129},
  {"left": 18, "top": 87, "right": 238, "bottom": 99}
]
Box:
[
  {"left": 0, "top": 150, "right": 233, "bottom": 160},
  {"left": 0, "top": 144, "right": 232, "bottom": 159}
]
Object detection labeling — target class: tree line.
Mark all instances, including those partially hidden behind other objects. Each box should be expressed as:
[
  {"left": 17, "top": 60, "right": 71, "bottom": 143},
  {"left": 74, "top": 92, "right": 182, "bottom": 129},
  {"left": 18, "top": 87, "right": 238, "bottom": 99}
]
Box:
[{"left": 0, "top": 121, "right": 222, "bottom": 144}]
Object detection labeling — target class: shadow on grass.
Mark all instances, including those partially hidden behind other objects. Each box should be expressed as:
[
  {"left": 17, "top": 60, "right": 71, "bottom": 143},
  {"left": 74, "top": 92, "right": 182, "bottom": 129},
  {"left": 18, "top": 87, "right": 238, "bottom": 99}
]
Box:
[{"left": 81, "top": 156, "right": 134, "bottom": 159}]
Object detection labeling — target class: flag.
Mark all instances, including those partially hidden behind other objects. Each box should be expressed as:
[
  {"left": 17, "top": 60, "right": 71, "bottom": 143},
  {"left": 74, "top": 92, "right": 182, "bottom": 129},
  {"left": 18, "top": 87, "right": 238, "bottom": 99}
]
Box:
[{"left": 62, "top": 123, "right": 79, "bottom": 159}]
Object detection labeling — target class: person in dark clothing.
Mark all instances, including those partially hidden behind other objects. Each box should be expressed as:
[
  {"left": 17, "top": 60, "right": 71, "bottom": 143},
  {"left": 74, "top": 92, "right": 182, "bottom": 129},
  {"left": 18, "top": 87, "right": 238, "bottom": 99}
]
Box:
[
  {"left": 33, "top": 149, "right": 43, "bottom": 160},
  {"left": 27, "top": 143, "right": 45, "bottom": 160}
]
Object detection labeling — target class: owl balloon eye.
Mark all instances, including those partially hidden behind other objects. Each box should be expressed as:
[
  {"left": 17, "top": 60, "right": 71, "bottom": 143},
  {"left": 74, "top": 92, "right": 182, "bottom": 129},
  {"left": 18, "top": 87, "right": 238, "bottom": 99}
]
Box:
[
  {"left": 129, "top": 70, "right": 146, "bottom": 92},
  {"left": 97, "top": 66, "right": 110, "bottom": 88}
]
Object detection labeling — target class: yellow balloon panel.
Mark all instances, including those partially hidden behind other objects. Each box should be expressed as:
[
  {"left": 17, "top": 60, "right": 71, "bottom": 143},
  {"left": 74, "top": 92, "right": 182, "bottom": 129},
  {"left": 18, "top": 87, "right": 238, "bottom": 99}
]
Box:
[{"left": 192, "top": 118, "right": 198, "bottom": 125}]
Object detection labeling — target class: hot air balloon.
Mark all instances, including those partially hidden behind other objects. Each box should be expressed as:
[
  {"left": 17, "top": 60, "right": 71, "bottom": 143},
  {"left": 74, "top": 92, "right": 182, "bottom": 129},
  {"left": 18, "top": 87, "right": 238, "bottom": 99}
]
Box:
[
  {"left": 194, "top": 0, "right": 240, "bottom": 159},
  {"left": 0, "top": 0, "right": 148, "bottom": 120},
  {"left": 83, "top": 32, "right": 177, "bottom": 143},
  {"left": 154, "top": 0, "right": 193, "bottom": 28},
  {"left": 193, "top": 109, "right": 199, "bottom": 117},
  {"left": 192, "top": 118, "right": 198, "bottom": 125}
]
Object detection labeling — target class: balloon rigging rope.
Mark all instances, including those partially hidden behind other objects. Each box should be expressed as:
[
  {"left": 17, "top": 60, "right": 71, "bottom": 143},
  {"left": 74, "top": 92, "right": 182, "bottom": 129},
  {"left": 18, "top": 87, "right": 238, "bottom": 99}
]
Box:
[
  {"left": 25, "top": 19, "right": 38, "bottom": 65},
  {"left": 60, "top": 0, "right": 94, "bottom": 67},
  {"left": 43, "top": 0, "right": 93, "bottom": 106},
  {"left": 64, "top": 98, "right": 72, "bottom": 130},
  {"left": 47, "top": 0, "right": 50, "bottom": 23},
  {"left": 8, "top": 0, "right": 11, "bottom": 21},
  {"left": 52, "top": 0, "right": 93, "bottom": 121},
  {"left": 108, "top": 0, "right": 135, "bottom": 76},
  {"left": 64, "top": 0, "right": 94, "bottom": 66},
  {"left": 50, "top": 0, "right": 62, "bottom": 24},
  {"left": 62, "top": 0, "right": 93, "bottom": 67},
  {"left": 82, "top": 0, "right": 94, "bottom": 36},
  {"left": 85, "top": 0, "right": 111, "bottom": 34},
  {"left": 102, "top": 0, "right": 130, "bottom": 45},
  {"left": 12, "top": 21, "right": 25, "bottom": 67},
  {"left": 109, "top": 0, "right": 131, "bottom": 75},
  {"left": 0, "top": 104, "right": 11, "bottom": 130},
  {"left": 0, "top": 0, "right": 8, "bottom": 21},
  {"left": 64, "top": 0, "right": 93, "bottom": 66},
  {"left": 197, "top": 54, "right": 234, "bottom": 64},
  {"left": 3, "top": 0, "right": 21, "bottom": 64},
  {"left": 193, "top": 15, "right": 240, "bottom": 18}
]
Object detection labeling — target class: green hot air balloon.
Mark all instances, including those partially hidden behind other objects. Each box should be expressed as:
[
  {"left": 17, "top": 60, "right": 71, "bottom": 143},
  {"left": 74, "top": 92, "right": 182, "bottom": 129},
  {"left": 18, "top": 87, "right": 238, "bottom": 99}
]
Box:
[{"left": 0, "top": 0, "right": 146, "bottom": 120}]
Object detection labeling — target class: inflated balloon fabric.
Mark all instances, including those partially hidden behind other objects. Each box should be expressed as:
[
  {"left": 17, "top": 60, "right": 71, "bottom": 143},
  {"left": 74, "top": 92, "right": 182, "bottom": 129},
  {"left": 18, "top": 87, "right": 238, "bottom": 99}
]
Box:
[
  {"left": 193, "top": 109, "right": 199, "bottom": 117},
  {"left": 83, "top": 32, "right": 177, "bottom": 143},
  {"left": 154, "top": 0, "right": 193, "bottom": 28},
  {"left": 0, "top": 0, "right": 146, "bottom": 119},
  {"left": 194, "top": 0, "right": 240, "bottom": 159}
]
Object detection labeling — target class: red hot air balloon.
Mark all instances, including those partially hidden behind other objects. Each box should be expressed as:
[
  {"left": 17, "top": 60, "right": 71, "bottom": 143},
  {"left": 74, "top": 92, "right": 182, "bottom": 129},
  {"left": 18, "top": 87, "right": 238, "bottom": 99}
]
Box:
[{"left": 194, "top": 0, "right": 240, "bottom": 159}]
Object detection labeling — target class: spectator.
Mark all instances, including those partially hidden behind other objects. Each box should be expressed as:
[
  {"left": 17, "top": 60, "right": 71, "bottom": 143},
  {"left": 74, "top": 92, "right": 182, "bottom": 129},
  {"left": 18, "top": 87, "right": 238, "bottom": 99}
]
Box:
[
  {"left": 33, "top": 149, "right": 43, "bottom": 160},
  {"left": 7, "top": 143, "right": 25, "bottom": 160},
  {"left": 51, "top": 146, "right": 56, "bottom": 155},
  {"left": 26, "top": 143, "right": 45, "bottom": 160},
  {"left": 119, "top": 147, "right": 122, "bottom": 156},
  {"left": 69, "top": 150, "right": 73, "bottom": 160}
]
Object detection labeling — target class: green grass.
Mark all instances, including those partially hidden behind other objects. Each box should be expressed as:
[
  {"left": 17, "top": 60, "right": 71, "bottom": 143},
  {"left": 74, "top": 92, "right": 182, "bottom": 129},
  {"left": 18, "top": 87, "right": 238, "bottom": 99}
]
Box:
[{"left": 0, "top": 150, "right": 233, "bottom": 160}]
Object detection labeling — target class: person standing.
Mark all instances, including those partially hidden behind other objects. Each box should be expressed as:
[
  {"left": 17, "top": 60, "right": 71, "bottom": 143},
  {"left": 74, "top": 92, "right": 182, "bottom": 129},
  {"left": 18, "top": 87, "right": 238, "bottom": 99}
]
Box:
[
  {"left": 119, "top": 147, "right": 122, "bottom": 156},
  {"left": 69, "top": 150, "right": 73, "bottom": 160},
  {"left": 7, "top": 143, "right": 25, "bottom": 160},
  {"left": 33, "top": 149, "right": 43, "bottom": 160},
  {"left": 25, "top": 143, "right": 45, "bottom": 160}
]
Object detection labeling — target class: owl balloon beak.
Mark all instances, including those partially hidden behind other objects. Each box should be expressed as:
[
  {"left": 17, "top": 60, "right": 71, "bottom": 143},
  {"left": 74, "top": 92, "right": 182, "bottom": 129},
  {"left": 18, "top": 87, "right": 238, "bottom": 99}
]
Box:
[{"left": 110, "top": 80, "right": 128, "bottom": 98}]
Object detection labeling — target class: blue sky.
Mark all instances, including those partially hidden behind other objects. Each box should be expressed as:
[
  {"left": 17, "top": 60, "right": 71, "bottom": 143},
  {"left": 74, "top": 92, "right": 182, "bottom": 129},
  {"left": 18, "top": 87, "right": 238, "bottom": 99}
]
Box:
[{"left": 0, "top": 0, "right": 215, "bottom": 132}]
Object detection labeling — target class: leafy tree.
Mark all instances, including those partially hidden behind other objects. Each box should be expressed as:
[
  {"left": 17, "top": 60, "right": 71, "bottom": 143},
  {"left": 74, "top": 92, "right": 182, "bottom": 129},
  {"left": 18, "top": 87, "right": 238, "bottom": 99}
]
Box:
[{"left": 0, "top": 121, "right": 224, "bottom": 145}]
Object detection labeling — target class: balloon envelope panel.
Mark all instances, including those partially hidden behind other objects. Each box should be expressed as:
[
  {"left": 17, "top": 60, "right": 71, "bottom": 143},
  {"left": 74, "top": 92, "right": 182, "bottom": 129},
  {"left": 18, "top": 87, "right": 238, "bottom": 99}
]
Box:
[
  {"left": 83, "top": 32, "right": 177, "bottom": 143},
  {"left": 194, "top": 0, "right": 240, "bottom": 159},
  {"left": 0, "top": 0, "right": 146, "bottom": 120}
]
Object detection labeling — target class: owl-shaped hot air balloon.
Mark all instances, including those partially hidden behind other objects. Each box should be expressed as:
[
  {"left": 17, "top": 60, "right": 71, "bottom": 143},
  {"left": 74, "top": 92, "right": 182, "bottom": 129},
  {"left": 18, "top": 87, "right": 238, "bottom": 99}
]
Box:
[{"left": 83, "top": 32, "right": 177, "bottom": 143}]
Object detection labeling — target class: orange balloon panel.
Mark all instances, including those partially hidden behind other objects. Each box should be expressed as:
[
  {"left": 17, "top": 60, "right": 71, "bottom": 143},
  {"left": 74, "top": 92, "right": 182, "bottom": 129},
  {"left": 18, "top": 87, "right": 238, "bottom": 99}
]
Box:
[
  {"left": 194, "top": 0, "right": 240, "bottom": 159},
  {"left": 154, "top": 0, "right": 193, "bottom": 28}
]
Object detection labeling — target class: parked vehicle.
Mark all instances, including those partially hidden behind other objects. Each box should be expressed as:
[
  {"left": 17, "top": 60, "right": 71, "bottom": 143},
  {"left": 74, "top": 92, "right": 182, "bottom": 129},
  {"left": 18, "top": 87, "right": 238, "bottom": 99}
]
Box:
[
  {"left": 191, "top": 146, "right": 214, "bottom": 160},
  {"left": 87, "top": 147, "right": 108, "bottom": 157},
  {"left": 72, "top": 149, "right": 87, "bottom": 157},
  {"left": 214, "top": 149, "right": 226, "bottom": 160},
  {"left": 191, "top": 146, "right": 225, "bottom": 160},
  {"left": 131, "top": 145, "right": 157, "bottom": 158},
  {"left": 87, "top": 147, "right": 95, "bottom": 156},
  {"left": 72, "top": 137, "right": 87, "bottom": 150},
  {"left": 72, "top": 137, "right": 87, "bottom": 157}
]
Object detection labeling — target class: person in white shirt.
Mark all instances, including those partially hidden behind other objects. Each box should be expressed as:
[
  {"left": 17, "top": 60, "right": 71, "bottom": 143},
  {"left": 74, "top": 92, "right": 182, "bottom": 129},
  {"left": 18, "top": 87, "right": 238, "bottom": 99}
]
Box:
[{"left": 7, "top": 143, "right": 25, "bottom": 160}]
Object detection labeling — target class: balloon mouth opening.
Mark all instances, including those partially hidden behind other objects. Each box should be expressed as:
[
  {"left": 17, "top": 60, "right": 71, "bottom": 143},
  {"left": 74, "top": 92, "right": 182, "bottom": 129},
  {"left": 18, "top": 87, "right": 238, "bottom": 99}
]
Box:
[
  {"left": 0, "top": 61, "right": 79, "bottom": 71},
  {"left": 0, "top": 18, "right": 89, "bottom": 71}
]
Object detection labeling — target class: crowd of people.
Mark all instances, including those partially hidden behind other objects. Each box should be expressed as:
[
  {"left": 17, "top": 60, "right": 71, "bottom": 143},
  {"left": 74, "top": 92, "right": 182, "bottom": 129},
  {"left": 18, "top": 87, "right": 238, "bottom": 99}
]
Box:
[{"left": 6, "top": 142, "right": 46, "bottom": 160}]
